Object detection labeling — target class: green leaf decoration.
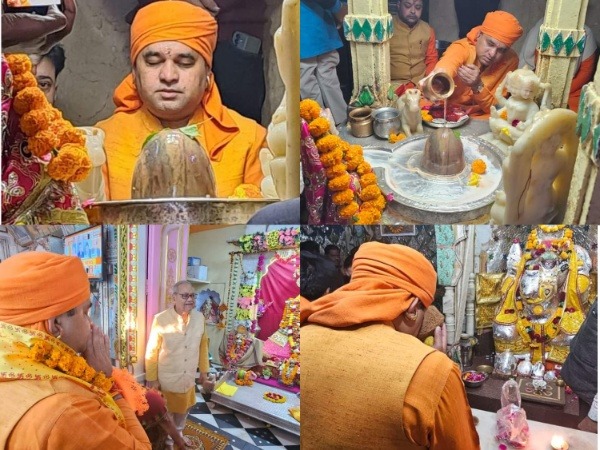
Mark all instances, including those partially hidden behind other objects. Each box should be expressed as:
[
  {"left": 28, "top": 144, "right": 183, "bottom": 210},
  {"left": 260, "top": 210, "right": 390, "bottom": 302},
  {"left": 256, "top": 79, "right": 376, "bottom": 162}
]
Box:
[
  {"left": 592, "top": 124, "right": 600, "bottom": 161},
  {"left": 453, "top": 130, "right": 461, "bottom": 139},
  {"left": 142, "top": 131, "right": 158, "bottom": 148},
  {"left": 375, "top": 20, "right": 384, "bottom": 42},
  {"left": 362, "top": 20, "right": 373, "bottom": 41},
  {"left": 540, "top": 31, "right": 551, "bottom": 52},
  {"left": 387, "top": 85, "right": 395, "bottom": 101},
  {"left": 343, "top": 20, "right": 350, "bottom": 39},
  {"left": 358, "top": 86, "right": 375, "bottom": 106},
  {"left": 179, "top": 124, "right": 199, "bottom": 139},
  {"left": 552, "top": 32, "right": 564, "bottom": 55},
  {"left": 352, "top": 19, "right": 363, "bottom": 40},
  {"left": 581, "top": 107, "right": 592, "bottom": 141},
  {"left": 563, "top": 34, "right": 575, "bottom": 56},
  {"left": 576, "top": 88, "right": 586, "bottom": 135}
]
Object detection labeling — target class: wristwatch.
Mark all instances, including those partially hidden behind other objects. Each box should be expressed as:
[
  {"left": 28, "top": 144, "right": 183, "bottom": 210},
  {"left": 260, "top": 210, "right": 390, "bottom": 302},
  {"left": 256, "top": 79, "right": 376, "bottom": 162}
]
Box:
[{"left": 473, "top": 81, "right": 484, "bottom": 94}]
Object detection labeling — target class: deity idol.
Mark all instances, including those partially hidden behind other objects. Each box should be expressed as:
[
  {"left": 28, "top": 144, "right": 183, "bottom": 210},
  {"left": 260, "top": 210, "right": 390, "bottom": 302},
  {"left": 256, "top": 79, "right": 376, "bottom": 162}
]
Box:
[{"left": 493, "top": 225, "right": 592, "bottom": 364}]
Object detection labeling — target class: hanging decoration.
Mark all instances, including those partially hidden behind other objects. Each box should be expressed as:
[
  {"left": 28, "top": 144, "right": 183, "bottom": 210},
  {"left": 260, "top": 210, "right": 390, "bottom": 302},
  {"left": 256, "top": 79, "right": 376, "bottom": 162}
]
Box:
[
  {"left": 117, "top": 225, "right": 138, "bottom": 369},
  {"left": 230, "top": 227, "right": 300, "bottom": 254}
]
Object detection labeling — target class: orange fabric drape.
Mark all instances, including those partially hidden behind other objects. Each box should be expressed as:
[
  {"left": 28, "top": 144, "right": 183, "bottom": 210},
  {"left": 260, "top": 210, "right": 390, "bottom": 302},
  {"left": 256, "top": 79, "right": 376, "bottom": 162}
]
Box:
[{"left": 301, "top": 242, "right": 437, "bottom": 327}]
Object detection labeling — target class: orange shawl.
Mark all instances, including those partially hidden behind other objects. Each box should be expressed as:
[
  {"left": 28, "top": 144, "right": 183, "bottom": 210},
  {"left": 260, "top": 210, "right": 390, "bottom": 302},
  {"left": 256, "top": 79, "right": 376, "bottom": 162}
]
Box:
[
  {"left": 301, "top": 242, "right": 437, "bottom": 327},
  {"left": 113, "top": 1, "right": 239, "bottom": 161}
]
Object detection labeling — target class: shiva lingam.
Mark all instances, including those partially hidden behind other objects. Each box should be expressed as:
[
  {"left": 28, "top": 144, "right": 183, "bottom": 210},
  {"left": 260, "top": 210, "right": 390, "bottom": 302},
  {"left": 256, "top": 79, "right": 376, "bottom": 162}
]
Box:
[
  {"left": 363, "top": 124, "right": 503, "bottom": 223},
  {"left": 493, "top": 225, "right": 592, "bottom": 364}
]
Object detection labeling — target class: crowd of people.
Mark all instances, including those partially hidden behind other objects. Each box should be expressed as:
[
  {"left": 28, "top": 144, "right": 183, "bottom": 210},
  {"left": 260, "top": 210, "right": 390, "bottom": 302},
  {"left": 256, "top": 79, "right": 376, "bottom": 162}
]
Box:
[{"left": 300, "top": 0, "right": 598, "bottom": 123}]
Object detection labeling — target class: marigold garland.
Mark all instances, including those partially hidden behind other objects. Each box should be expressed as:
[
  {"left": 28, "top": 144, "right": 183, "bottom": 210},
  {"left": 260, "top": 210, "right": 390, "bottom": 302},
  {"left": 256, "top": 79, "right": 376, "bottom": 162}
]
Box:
[
  {"left": 29, "top": 340, "right": 114, "bottom": 392},
  {"left": 301, "top": 99, "right": 387, "bottom": 224},
  {"left": 6, "top": 54, "right": 91, "bottom": 184}
]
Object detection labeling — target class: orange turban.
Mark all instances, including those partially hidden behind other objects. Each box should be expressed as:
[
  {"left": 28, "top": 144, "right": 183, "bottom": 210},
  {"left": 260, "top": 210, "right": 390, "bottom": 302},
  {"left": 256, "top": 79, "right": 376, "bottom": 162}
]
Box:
[
  {"left": 129, "top": 1, "right": 217, "bottom": 68},
  {"left": 0, "top": 252, "right": 90, "bottom": 327},
  {"left": 113, "top": 1, "right": 238, "bottom": 161},
  {"left": 467, "top": 11, "right": 523, "bottom": 47},
  {"left": 301, "top": 242, "right": 437, "bottom": 328}
]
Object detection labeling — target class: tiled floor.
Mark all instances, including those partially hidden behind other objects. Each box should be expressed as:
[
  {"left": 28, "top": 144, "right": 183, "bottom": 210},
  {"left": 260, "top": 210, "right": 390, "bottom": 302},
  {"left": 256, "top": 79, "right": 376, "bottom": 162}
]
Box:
[{"left": 189, "top": 389, "right": 300, "bottom": 450}]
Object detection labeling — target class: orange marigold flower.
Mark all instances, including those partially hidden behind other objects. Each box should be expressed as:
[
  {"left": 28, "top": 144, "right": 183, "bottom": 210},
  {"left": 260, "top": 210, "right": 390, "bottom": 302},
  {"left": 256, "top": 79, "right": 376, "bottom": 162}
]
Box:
[
  {"left": 332, "top": 189, "right": 355, "bottom": 205},
  {"left": 19, "top": 109, "right": 53, "bottom": 137},
  {"left": 346, "top": 156, "right": 362, "bottom": 171},
  {"left": 315, "top": 135, "right": 342, "bottom": 154},
  {"left": 12, "top": 72, "right": 37, "bottom": 93},
  {"left": 359, "top": 184, "right": 381, "bottom": 201},
  {"left": 57, "top": 354, "right": 73, "bottom": 373},
  {"left": 338, "top": 201, "right": 359, "bottom": 219},
  {"left": 349, "top": 144, "right": 363, "bottom": 156},
  {"left": 13, "top": 87, "right": 48, "bottom": 115},
  {"left": 6, "top": 54, "right": 32, "bottom": 76},
  {"left": 499, "top": 109, "right": 508, "bottom": 120},
  {"left": 356, "top": 161, "right": 372, "bottom": 176},
  {"left": 300, "top": 99, "right": 322, "bottom": 122},
  {"left": 361, "top": 195, "right": 387, "bottom": 212},
  {"left": 82, "top": 366, "right": 96, "bottom": 383},
  {"left": 70, "top": 154, "right": 93, "bottom": 183},
  {"left": 325, "top": 163, "right": 347, "bottom": 178},
  {"left": 420, "top": 110, "right": 433, "bottom": 122},
  {"left": 359, "top": 173, "right": 377, "bottom": 188},
  {"left": 29, "top": 130, "right": 60, "bottom": 157},
  {"left": 355, "top": 209, "right": 382, "bottom": 224},
  {"left": 336, "top": 140, "right": 350, "bottom": 154},
  {"left": 320, "top": 148, "right": 343, "bottom": 168},
  {"left": 471, "top": 159, "right": 487, "bottom": 175},
  {"left": 58, "top": 127, "right": 86, "bottom": 147},
  {"left": 71, "top": 356, "right": 88, "bottom": 378},
  {"left": 388, "top": 132, "right": 407, "bottom": 144},
  {"left": 47, "top": 144, "right": 88, "bottom": 182},
  {"left": 308, "top": 117, "right": 330, "bottom": 138},
  {"left": 328, "top": 173, "right": 351, "bottom": 191}
]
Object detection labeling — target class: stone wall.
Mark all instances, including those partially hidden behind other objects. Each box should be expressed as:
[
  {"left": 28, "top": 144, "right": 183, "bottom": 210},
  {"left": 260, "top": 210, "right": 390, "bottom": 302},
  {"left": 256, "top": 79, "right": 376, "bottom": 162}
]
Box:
[{"left": 55, "top": 0, "right": 284, "bottom": 128}]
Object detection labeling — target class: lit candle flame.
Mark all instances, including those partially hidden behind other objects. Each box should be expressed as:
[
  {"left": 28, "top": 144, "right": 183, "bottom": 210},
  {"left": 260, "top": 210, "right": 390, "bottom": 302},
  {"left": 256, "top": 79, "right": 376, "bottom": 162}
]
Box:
[{"left": 551, "top": 435, "right": 566, "bottom": 449}]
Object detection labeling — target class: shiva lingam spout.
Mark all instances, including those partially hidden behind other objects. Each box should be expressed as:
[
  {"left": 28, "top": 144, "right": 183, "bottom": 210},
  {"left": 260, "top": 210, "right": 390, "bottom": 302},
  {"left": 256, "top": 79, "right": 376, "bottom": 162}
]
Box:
[{"left": 492, "top": 225, "right": 592, "bottom": 364}]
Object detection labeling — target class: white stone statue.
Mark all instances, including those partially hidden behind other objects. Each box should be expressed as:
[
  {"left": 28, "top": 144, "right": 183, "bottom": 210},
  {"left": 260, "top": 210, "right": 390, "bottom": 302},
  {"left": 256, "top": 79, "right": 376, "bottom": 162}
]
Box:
[
  {"left": 490, "top": 108, "right": 579, "bottom": 224},
  {"left": 489, "top": 67, "right": 552, "bottom": 145},
  {"left": 396, "top": 88, "right": 423, "bottom": 137}
]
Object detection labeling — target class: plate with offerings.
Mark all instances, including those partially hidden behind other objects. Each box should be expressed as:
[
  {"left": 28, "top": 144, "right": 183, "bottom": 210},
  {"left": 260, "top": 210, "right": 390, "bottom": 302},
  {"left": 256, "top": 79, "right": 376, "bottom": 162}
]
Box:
[{"left": 423, "top": 103, "right": 470, "bottom": 128}]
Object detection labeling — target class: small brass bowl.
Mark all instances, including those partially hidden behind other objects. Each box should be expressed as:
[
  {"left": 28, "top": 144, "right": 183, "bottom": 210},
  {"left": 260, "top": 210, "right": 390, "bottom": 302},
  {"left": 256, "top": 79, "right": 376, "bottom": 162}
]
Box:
[
  {"left": 476, "top": 365, "right": 493, "bottom": 375},
  {"left": 348, "top": 107, "right": 373, "bottom": 138}
]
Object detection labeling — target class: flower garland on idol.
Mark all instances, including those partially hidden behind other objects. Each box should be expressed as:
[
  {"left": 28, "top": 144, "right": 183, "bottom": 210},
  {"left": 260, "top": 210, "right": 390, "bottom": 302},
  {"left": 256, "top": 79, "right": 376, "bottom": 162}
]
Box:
[
  {"left": 300, "top": 99, "right": 387, "bottom": 224},
  {"left": 235, "top": 227, "right": 300, "bottom": 254},
  {"left": 5, "top": 55, "right": 92, "bottom": 183}
]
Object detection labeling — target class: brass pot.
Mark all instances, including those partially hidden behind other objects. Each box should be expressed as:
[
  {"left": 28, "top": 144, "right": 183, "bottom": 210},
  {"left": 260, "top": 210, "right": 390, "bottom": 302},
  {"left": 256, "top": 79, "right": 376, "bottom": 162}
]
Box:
[
  {"left": 348, "top": 107, "right": 373, "bottom": 137},
  {"left": 421, "top": 71, "right": 455, "bottom": 101}
]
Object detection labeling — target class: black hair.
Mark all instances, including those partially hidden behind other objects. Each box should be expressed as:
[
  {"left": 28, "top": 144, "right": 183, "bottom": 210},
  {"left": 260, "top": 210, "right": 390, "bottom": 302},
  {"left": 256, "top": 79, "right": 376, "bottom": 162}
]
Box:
[
  {"left": 300, "top": 240, "right": 321, "bottom": 255},
  {"left": 343, "top": 246, "right": 360, "bottom": 270},
  {"left": 42, "top": 44, "right": 66, "bottom": 77},
  {"left": 324, "top": 244, "right": 340, "bottom": 254},
  {"left": 300, "top": 251, "right": 344, "bottom": 301}
]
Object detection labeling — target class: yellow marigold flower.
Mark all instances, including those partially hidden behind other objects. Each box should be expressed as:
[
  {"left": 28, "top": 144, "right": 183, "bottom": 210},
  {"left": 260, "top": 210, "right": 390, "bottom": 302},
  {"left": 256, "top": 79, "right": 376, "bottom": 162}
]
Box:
[
  {"left": 359, "top": 172, "right": 377, "bottom": 188},
  {"left": 359, "top": 184, "right": 381, "bottom": 201},
  {"left": 325, "top": 163, "right": 347, "bottom": 178},
  {"left": 57, "top": 354, "right": 73, "bottom": 373},
  {"left": 29, "top": 341, "right": 50, "bottom": 361},
  {"left": 467, "top": 173, "right": 480, "bottom": 186},
  {"left": 13, "top": 87, "right": 48, "bottom": 115},
  {"left": 82, "top": 366, "right": 97, "bottom": 383},
  {"left": 320, "top": 148, "right": 343, "bottom": 168},
  {"left": 12, "top": 71, "right": 37, "bottom": 93},
  {"left": 346, "top": 156, "right": 361, "bottom": 171},
  {"left": 229, "top": 183, "right": 263, "bottom": 199},
  {"left": 564, "top": 229, "right": 573, "bottom": 238},
  {"left": 315, "top": 135, "right": 342, "bottom": 154},
  {"left": 560, "top": 251, "right": 569, "bottom": 260},
  {"left": 6, "top": 54, "right": 32, "bottom": 76},
  {"left": 499, "top": 109, "right": 508, "bottom": 120},
  {"left": 29, "top": 130, "right": 60, "bottom": 157},
  {"left": 328, "top": 173, "right": 351, "bottom": 191},
  {"left": 524, "top": 253, "right": 532, "bottom": 260},
  {"left": 471, "top": 159, "right": 487, "bottom": 175},
  {"left": 300, "top": 99, "right": 322, "bottom": 122},
  {"left": 308, "top": 117, "right": 330, "bottom": 138},
  {"left": 337, "top": 140, "right": 350, "bottom": 154},
  {"left": 525, "top": 241, "right": 534, "bottom": 250},
  {"left": 47, "top": 144, "right": 88, "bottom": 182},
  {"left": 332, "top": 189, "right": 355, "bottom": 205},
  {"left": 420, "top": 110, "right": 433, "bottom": 122},
  {"left": 19, "top": 109, "right": 53, "bottom": 137},
  {"left": 71, "top": 356, "right": 87, "bottom": 378},
  {"left": 338, "top": 201, "right": 359, "bottom": 219},
  {"left": 356, "top": 161, "right": 372, "bottom": 176},
  {"left": 349, "top": 144, "right": 363, "bottom": 157},
  {"left": 93, "top": 372, "right": 114, "bottom": 392}
]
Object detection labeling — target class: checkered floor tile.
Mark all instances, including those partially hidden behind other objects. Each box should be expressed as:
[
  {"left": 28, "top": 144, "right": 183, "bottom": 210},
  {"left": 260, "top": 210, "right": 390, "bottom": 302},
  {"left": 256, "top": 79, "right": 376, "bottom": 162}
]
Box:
[{"left": 189, "top": 390, "right": 300, "bottom": 450}]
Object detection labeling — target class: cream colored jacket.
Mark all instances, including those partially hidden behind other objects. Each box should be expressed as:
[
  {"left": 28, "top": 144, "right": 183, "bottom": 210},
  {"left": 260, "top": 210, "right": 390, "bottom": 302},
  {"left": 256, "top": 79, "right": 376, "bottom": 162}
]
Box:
[{"left": 145, "top": 307, "right": 209, "bottom": 393}]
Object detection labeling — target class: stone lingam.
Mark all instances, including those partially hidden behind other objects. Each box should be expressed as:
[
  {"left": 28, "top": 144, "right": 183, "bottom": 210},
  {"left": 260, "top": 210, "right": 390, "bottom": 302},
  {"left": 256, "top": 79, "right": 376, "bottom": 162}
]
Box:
[{"left": 421, "top": 127, "right": 466, "bottom": 176}]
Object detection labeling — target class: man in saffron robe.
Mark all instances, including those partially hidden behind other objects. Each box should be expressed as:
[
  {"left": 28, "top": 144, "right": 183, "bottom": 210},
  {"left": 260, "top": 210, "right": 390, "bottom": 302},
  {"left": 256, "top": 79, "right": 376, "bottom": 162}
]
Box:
[
  {"left": 96, "top": 1, "right": 266, "bottom": 200},
  {"left": 301, "top": 242, "right": 480, "bottom": 449},
  {"left": 425, "top": 10, "right": 523, "bottom": 117},
  {"left": 0, "top": 252, "right": 151, "bottom": 449}
]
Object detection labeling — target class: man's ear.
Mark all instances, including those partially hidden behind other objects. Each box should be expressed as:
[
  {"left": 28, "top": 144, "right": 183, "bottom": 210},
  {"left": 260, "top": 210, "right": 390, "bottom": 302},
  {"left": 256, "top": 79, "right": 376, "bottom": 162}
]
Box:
[
  {"left": 407, "top": 297, "right": 420, "bottom": 315},
  {"left": 46, "top": 317, "right": 62, "bottom": 338}
]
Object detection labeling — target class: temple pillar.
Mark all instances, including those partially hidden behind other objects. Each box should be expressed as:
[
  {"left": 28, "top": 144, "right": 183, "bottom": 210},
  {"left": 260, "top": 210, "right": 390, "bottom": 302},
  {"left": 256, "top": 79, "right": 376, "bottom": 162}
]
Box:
[
  {"left": 565, "top": 68, "right": 600, "bottom": 223},
  {"left": 345, "top": 0, "right": 394, "bottom": 108},
  {"left": 536, "top": 0, "right": 589, "bottom": 108},
  {"left": 443, "top": 286, "right": 455, "bottom": 351},
  {"left": 466, "top": 273, "right": 476, "bottom": 336}
]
